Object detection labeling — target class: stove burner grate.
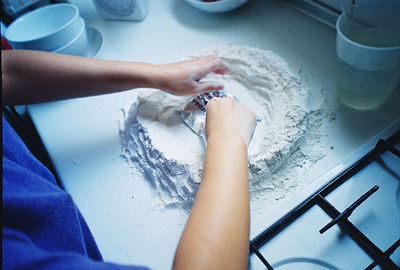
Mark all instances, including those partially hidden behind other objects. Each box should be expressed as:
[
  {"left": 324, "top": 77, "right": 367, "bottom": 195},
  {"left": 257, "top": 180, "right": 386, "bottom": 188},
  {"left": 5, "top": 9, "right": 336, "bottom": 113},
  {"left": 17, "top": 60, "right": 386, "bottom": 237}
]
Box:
[{"left": 250, "top": 131, "right": 400, "bottom": 270}]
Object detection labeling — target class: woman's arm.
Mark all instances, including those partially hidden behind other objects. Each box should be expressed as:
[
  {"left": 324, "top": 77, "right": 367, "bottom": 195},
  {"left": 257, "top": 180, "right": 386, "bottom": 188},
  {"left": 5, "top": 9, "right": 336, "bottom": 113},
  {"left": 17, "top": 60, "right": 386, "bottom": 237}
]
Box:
[
  {"left": 1, "top": 50, "right": 228, "bottom": 105},
  {"left": 173, "top": 97, "right": 256, "bottom": 270}
]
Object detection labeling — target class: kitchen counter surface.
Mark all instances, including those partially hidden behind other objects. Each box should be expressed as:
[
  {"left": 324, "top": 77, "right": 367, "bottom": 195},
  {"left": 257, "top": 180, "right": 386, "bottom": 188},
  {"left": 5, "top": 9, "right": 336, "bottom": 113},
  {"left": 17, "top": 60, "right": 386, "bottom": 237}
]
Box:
[{"left": 27, "top": 0, "right": 400, "bottom": 269}]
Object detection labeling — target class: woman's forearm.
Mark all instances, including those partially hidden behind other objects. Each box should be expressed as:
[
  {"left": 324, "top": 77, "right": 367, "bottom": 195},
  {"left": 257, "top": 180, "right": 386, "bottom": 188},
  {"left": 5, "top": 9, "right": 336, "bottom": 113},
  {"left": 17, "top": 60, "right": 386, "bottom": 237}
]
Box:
[
  {"left": 1, "top": 50, "right": 159, "bottom": 105},
  {"left": 173, "top": 134, "right": 250, "bottom": 270}
]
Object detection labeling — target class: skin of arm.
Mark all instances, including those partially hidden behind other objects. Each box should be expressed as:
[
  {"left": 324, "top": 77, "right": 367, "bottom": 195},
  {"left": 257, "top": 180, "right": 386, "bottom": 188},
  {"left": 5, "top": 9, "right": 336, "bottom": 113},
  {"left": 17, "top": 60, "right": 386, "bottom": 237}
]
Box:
[
  {"left": 1, "top": 50, "right": 228, "bottom": 105},
  {"left": 2, "top": 49, "right": 256, "bottom": 269},
  {"left": 173, "top": 97, "right": 256, "bottom": 270}
]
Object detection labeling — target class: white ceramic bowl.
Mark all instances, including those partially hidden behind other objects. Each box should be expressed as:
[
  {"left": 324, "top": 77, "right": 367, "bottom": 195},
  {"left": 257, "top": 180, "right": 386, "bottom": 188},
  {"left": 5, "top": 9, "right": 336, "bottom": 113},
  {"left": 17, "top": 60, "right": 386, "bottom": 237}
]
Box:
[
  {"left": 5, "top": 4, "right": 81, "bottom": 51},
  {"left": 53, "top": 19, "right": 88, "bottom": 57},
  {"left": 184, "top": 0, "right": 249, "bottom": 13}
]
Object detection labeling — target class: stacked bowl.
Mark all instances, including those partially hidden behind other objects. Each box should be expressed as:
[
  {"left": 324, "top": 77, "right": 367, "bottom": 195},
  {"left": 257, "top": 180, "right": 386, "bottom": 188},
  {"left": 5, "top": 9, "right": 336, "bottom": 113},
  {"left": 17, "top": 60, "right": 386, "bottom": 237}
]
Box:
[
  {"left": 5, "top": 4, "right": 88, "bottom": 57},
  {"left": 184, "top": 0, "right": 250, "bottom": 13}
]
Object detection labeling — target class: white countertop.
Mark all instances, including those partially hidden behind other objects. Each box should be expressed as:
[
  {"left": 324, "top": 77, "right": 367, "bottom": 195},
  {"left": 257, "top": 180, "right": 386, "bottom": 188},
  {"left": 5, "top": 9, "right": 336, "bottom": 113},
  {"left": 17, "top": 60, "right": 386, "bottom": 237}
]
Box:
[{"left": 27, "top": 0, "right": 400, "bottom": 269}]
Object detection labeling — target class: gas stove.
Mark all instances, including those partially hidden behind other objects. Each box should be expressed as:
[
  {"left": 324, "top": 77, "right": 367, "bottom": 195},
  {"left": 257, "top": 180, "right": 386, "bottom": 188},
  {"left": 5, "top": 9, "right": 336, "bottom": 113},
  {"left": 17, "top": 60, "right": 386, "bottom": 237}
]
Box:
[
  {"left": 247, "top": 2, "right": 400, "bottom": 268},
  {"left": 249, "top": 127, "right": 400, "bottom": 269}
]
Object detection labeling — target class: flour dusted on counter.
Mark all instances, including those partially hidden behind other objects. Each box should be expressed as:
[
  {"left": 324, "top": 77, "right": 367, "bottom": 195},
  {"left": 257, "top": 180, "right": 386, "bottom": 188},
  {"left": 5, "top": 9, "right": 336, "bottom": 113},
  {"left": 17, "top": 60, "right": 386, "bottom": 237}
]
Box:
[{"left": 120, "top": 45, "right": 328, "bottom": 211}]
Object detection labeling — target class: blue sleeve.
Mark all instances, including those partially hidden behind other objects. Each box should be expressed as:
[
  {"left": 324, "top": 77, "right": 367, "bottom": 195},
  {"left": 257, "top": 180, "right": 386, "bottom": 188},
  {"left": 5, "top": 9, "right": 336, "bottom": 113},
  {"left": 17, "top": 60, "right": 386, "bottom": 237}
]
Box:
[{"left": 3, "top": 227, "right": 150, "bottom": 270}]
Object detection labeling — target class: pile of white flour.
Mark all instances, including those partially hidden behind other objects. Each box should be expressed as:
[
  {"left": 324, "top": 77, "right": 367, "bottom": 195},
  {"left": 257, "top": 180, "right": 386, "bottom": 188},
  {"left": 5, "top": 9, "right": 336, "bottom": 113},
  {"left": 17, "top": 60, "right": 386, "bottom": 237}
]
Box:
[{"left": 120, "top": 45, "right": 328, "bottom": 211}]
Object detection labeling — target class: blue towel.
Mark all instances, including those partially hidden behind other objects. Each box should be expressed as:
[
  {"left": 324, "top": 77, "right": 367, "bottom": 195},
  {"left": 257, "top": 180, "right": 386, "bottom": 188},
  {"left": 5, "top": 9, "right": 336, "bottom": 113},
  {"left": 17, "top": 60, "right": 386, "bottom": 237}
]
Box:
[{"left": 2, "top": 117, "right": 149, "bottom": 270}]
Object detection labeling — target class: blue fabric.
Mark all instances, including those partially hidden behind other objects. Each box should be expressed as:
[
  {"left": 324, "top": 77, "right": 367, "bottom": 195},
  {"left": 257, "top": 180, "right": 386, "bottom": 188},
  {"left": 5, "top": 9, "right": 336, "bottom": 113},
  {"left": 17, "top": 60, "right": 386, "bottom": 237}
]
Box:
[{"left": 2, "top": 117, "right": 149, "bottom": 270}]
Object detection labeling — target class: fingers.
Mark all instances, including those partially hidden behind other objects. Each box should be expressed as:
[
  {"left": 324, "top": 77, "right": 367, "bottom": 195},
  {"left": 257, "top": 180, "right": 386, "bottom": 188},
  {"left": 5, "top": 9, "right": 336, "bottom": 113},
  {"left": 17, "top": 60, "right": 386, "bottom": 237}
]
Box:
[
  {"left": 198, "top": 55, "right": 230, "bottom": 76},
  {"left": 194, "top": 81, "right": 224, "bottom": 93},
  {"left": 214, "top": 68, "right": 229, "bottom": 75},
  {"left": 183, "top": 56, "right": 229, "bottom": 79},
  {"left": 190, "top": 56, "right": 229, "bottom": 93},
  {"left": 159, "top": 55, "right": 229, "bottom": 96}
]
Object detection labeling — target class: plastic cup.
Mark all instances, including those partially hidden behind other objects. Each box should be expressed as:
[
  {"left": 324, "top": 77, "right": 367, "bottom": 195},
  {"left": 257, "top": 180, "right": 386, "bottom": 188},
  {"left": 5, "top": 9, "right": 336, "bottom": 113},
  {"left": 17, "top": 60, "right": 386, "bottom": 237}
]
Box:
[{"left": 336, "top": 0, "right": 400, "bottom": 110}]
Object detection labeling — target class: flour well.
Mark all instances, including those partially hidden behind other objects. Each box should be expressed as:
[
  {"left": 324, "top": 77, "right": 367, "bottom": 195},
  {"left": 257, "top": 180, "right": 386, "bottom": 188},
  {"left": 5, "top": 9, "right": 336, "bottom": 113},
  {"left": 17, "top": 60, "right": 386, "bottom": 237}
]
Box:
[{"left": 120, "top": 45, "right": 328, "bottom": 211}]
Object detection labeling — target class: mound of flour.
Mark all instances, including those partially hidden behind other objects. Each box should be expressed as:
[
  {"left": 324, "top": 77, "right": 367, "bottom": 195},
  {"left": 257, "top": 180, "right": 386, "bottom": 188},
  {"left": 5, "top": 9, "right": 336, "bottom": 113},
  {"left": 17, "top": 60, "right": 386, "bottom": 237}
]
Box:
[{"left": 120, "top": 45, "right": 327, "bottom": 211}]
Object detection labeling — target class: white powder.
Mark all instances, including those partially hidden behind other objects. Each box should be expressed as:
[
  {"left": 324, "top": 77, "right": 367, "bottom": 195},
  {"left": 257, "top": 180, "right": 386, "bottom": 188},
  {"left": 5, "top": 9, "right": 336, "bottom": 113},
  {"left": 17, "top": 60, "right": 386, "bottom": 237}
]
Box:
[{"left": 120, "top": 45, "right": 329, "bottom": 212}]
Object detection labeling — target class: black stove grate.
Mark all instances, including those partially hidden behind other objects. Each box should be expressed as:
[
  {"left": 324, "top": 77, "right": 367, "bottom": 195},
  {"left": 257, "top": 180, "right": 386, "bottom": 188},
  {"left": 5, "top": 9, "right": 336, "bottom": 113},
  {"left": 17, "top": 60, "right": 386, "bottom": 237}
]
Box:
[{"left": 250, "top": 130, "right": 400, "bottom": 270}]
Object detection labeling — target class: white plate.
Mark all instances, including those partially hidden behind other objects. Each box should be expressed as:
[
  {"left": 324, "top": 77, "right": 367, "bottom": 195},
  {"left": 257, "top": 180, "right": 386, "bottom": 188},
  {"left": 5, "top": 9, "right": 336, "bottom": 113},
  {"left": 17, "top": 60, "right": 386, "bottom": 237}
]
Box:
[{"left": 85, "top": 25, "right": 103, "bottom": 58}]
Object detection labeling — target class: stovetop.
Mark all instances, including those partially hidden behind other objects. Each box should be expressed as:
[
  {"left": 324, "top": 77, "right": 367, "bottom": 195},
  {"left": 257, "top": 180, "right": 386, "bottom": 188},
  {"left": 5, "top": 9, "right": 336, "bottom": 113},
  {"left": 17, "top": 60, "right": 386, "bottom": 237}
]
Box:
[{"left": 249, "top": 129, "right": 400, "bottom": 269}]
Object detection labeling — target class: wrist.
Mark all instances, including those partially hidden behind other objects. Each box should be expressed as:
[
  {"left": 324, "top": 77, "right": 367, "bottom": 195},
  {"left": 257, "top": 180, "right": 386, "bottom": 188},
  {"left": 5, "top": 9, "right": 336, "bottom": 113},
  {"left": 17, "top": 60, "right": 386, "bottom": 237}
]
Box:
[
  {"left": 136, "top": 63, "right": 161, "bottom": 89},
  {"left": 141, "top": 63, "right": 168, "bottom": 91},
  {"left": 207, "top": 131, "right": 247, "bottom": 150}
]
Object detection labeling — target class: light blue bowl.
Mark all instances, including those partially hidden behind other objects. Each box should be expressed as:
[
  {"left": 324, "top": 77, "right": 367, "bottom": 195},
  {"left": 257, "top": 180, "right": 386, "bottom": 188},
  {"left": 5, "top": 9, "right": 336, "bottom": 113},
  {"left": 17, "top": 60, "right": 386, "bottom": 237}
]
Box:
[
  {"left": 53, "top": 19, "right": 88, "bottom": 57},
  {"left": 184, "top": 0, "right": 250, "bottom": 13},
  {"left": 5, "top": 4, "right": 81, "bottom": 51}
]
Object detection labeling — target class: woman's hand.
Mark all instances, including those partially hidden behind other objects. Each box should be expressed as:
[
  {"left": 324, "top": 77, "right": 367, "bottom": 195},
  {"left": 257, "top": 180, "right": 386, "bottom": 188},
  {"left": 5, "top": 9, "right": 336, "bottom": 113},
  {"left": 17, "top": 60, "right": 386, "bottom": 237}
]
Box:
[
  {"left": 153, "top": 55, "right": 229, "bottom": 96},
  {"left": 205, "top": 97, "right": 256, "bottom": 147}
]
